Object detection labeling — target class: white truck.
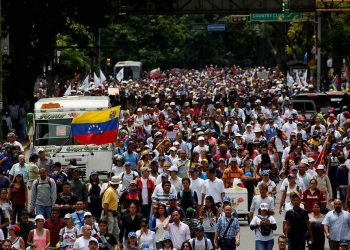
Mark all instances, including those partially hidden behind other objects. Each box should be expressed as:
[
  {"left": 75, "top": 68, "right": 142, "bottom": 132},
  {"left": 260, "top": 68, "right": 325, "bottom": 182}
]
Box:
[{"left": 27, "top": 96, "right": 114, "bottom": 180}]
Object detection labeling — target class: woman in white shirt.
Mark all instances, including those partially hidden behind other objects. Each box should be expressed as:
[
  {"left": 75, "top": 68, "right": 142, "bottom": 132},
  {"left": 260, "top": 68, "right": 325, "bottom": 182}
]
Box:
[
  {"left": 243, "top": 124, "right": 255, "bottom": 142},
  {"left": 151, "top": 203, "right": 168, "bottom": 250},
  {"left": 136, "top": 219, "right": 156, "bottom": 250},
  {"left": 250, "top": 203, "right": 277, "bottom": 250}
]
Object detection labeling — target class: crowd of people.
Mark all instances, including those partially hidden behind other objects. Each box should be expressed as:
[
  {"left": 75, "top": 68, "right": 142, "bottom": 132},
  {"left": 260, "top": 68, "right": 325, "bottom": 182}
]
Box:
[{"left": 0, "top": 66, "right": 350, "bottom": 250}]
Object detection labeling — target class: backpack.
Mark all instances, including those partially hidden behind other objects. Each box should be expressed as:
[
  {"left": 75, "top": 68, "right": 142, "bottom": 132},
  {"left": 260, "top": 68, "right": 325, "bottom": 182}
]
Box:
[
  {"left": 179, "top": 190, "right": 196, "bottom": 209},
  {"left": 184, "top": 218, "right": 201, "bottom": 238},
  {"left": 191, "top": 237, "right": 209, "bottom": 250},
  {"left": 257, "top": 215, "right": 271, "bottom": 236},
  {"left": 99, "top": 234, "right": 113, "bottom": 250},
  {"left": 61, "top": 227, "right": 78, "bottom": 238},
  {"left": 283, "top": 185, "right": 300, "bottom": 204},
  {"left": 35, "top": 177, "right": 52, "bottom": 190},
  {"left": 121, "top": 171, "right": 137, "bottom": 182},
  {"left": 89, "top": 183, "right": 101, "bottom": 200}
]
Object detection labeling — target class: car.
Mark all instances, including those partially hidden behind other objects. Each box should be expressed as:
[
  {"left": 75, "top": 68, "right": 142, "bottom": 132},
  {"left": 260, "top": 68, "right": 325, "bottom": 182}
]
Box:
[
  {"left": 293, "top": 92, "right": 349, "bottom": 115},
  {"left": 281, "top": 99, "right": 316, "bottom": 119}
]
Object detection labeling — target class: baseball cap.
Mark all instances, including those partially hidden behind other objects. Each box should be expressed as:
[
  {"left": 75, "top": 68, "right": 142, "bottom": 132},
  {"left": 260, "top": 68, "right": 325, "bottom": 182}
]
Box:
[
  {"left": 189, "top": 168, "right": 198, "bottom": 173},
  {"left": 195, "top": 225, "right": 204, "bottom": 231},
  {"left": 161, "top": 173, "right": 169, "bottom": 178},
  {"left": 56, "top": 242, "right": 68, "bottom": 249},
  {"left": 90, "top": 170, "right": 98, "bottom": 176},
  {"left": 223, "top": 196, "right": 231, "bottom": 203},
  {"left": 300, "top": 159, "right": 310, "bottom": 166},
  {"left": 288, "top": 115, "right": 294, "bottom": 120},
  {"left": 262, "top": 170, "right": 269, "bottom": 176},
  {"left": 124, "top": 161, "right": 132, "bottom": 166},
  {"left": 7, "top": 225, "right": 20, "bottom": 233},
  {"left": 170, "top": 147, "right": 177, "bottom": 152},
  {"left": 198, "top": 136, "right": 205, "bottom": 141},
  {"left": 229, "top": 158, "right": 237, "bottom": 163},
  {"left": 219, "top": 158, "right": 225, "bottom": 162},
  {"left": 163, "top": 235, "right": 172, "bottom": 241},
  {"left": 89, "top": 238, "right": 98, "bottom": 244},
  {"left": 84, "top": 212, "right": 92, "bottom": 218},
  {"left": 37, "top": 147, "right": 45, "bottom": 153},
  {"left": 128, "top": 232, "right": 137, "bottom": 238},
  {"left": 64, "top": 213, "right": 72, "bottom": 219},
  {"left": 168, "top": 194, "right": 178, "bottom": 200},
  {"left": 158, "top": 156, "right": 166, "bottom": 161},
  {"left": 308, "top": 157, "right": 315, "bottom": 163},
  {"left": 168, "top": 166, "right": 178, "bottom": 172},
  {"left": 259, "top": 203, "right": 268, "bottom": 210},
  {"left": 287, "top": 174, "right": 294, "bottom": 178},
  {"left": 291, "top": 166, "right": 298, "bottom": 171}
]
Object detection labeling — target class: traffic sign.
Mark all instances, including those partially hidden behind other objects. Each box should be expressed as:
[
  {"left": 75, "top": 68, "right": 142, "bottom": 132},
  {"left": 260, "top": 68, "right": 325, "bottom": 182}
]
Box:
[
  {"left": 207, "top": 24, "right": 226, "bottom": 32},
  {"left": 250, "top": 12, "right": 302, "bottom": 22}
]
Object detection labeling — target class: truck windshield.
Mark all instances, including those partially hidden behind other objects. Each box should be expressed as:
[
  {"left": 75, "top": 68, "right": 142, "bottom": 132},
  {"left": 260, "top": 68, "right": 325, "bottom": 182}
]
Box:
[{"left": 34, "top": 119, "right": 77, "bottom": 146}]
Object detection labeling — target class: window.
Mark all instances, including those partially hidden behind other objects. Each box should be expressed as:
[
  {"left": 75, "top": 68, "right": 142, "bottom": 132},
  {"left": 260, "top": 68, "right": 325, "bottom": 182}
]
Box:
[
  {"left": 305, "top": 102, "right": 315, "bottom": 111},
  {"left": 34, "top": 119, "right": 77, "bottom": 146}
]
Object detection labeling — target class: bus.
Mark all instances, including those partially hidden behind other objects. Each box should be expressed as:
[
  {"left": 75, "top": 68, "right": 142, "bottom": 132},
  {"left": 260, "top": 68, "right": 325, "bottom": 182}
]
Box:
[{"left": 114, "top": 61, "right": 142, "bottom": 81}]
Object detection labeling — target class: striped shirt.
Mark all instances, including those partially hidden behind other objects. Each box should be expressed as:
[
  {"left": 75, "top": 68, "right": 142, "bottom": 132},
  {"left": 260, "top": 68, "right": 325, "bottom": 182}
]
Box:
[
  {"left": 152, "top": 192, "right": 175, "bottom": 205},
  {"left": 44, "top": 218, "right": 65, "bottom": 247},
  {"left": 216, "top": 216, "right": 240, "bottom": 239}
]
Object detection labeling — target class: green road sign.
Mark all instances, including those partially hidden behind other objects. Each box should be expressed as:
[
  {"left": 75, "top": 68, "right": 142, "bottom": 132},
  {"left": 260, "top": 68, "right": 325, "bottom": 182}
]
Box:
[{"left": 250, "top": 12, "right": 302, "bottom": 22}]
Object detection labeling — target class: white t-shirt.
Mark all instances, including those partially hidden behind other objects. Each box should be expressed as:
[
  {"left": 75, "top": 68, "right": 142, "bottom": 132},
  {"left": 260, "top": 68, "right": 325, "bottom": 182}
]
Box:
[
  {"left": 73, "top": 236, "right": 95, "bottom": 250},
  {"left": 59, "top": 227, "right": 78, "bottom": 250},
  {"left": 190, "top": 178, "right": 204, "bottom": 205},
  {"left": 201, "top": 178, "right": 225, "bottom": 204},
  {"left": 188, "top": 238, "right": 213, "bottom": 250},
  {"left": 193, "top": 145, "right": 209, "bottom": 154},
  {"left": 250, "top": 215, "right": 276, "bottom": 241},
  {"left": 136, "top": 230, "right": 156, "bottom": 250},
  {"left": 141, "top": 178, "right": 149, "bottom": 205}
]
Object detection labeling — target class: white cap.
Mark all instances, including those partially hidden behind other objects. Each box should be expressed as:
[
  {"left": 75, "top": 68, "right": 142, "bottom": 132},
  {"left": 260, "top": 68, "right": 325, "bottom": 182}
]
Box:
[
  {"left": 37, "top": 147, "right": 45, "bottom": 153},
  {"left": 198, "top": 136, "right": 205, "bottom": 141},
  {"left": 170, "top": 102, "right": 176, "bottom": 106},
  {"left": 170, "top": 147, "right": 177, "bottom": 151},
  {"left": 168, "top": 166, "right": 178, "bottom": 172},
  {"left": 259, "top": 203, "right": 268, "bottom": 210},
  {"left": 84, "top": 212, "right": 92, "bottom": 217},
  {"left": 137, "top": 108, "right": 142, "bottom": 112},
  {"left": 35, "top": 214, "right": 45, "bottom": 221}
]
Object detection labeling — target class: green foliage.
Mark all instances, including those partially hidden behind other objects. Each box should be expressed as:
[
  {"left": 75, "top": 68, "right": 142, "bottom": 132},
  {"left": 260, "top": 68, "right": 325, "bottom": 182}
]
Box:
[{"left": 100, "top": 14, "right": 262, "bottom": 71}]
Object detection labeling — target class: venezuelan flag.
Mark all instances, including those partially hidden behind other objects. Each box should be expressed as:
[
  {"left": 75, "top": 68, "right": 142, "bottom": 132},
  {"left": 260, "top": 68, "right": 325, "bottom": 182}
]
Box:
[
  {"left": 150, "top": 67, "right": 161, "bottom": 78},
  {"left": 334, "top": 76, "right": 340, "bottom": 90},
  {"left": 71, "top": 106, "right": 120, "bottom": 145}
]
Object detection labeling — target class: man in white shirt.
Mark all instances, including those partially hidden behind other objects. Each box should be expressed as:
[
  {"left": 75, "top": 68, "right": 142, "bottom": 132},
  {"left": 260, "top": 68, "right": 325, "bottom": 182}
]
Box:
[
  {"left": 284, "top": 103, "right": 298, "bottom": 117},
  {"left": 189, "top": 168, "right": 204, "bottom": 205},
  {"left": 280, "top": 165, "right": 306, "bottom": 191},
  {"left": 293, "top": 121, "right": 307, "bottom": 139},
  {"left": 168, "top": 166, "right": 183, "bottom": 193},
  {"left": 193, "top": 137, "right": 209, "bottom": 154},
  {"left": 282, "top": 116, "right": 297, "bottom": 139},
  {"left": 189, "top": 225, "right": 214, "bottom": 250},
  {"left": 201, "top": 167, "right": 225, "bottom": 205},
  {"left": 73, "top": 225, "right": 97, "bottom": 250}
]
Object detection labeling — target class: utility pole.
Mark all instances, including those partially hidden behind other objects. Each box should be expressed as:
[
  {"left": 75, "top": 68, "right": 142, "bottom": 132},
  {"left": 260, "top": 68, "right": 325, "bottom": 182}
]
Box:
[
  {"left": 0, "top": 0, "right": 3, "bottom": 140},
  {"left": 317, "top": 12, "right": 322, "bottom": 92}
]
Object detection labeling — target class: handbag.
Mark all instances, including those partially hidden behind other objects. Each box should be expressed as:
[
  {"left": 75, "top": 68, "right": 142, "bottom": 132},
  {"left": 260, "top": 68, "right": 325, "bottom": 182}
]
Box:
[{"left": 217, "top": 218, "right": 234, "bottom": 247}]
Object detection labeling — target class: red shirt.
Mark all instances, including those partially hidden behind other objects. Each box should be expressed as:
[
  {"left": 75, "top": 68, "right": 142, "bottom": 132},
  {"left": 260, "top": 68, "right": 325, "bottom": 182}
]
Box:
[
  {"left": 301, "top": 188, "right": 327, "bottom": 212},
  {"left": 44, "top": 218, "right": 65, "bottom": 247},
  {"left": 213, "top": 153, "right": 230, "bottom": 164},
  {"left": 156, "top": 121, "right": 169, "bottom": 130}
]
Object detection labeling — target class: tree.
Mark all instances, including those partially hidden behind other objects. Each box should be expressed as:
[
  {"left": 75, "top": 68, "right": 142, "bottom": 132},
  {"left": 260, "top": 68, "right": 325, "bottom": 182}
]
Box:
[{"left": 2, "top": 0, "right": 111, "bottom": 99}]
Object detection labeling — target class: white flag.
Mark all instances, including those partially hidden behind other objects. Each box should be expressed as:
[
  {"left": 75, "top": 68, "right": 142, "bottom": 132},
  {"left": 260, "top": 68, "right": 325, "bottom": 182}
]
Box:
[
  {"left": 286, "top": 71, "right": 294, "bottom": 87},
  {"left": 295, "top": 72, "right": 302, "bottom": 86},
  {"left": 94, "top": 72, "right": 101, "bottom": 87},
  {"left": 302, "top": 70, "right": 307, "bottom": 86},
  {"left": 64, "top": 84, "right": 71, "bottom": 96},
  {"left": 117, "top": 68, "right": 124, "bottom": 82},
  {"left": 100, "top": 69, "right": 107, "bottom": 83},
  {"left": 81, "top": 75, "right": 89, "bottom": 90}
]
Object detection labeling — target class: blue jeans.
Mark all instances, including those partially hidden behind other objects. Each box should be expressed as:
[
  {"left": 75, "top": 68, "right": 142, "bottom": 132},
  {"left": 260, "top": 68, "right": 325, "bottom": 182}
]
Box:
[
  {"left": 256, "top": 239, "right": 274, "bottom": 250},
  {"left": 12, "top": 204, "right": 25, "bottom": 223},
  {"left": 19, "top": 123, "right": 27, "bottom": 140},
  {"left": 35, "top": 205, "right": 52, "bottom": 219},
  {"left": 288, "top": 233, "right": 306, "bottom": 250},
  {"left": 339, "top": 187, "right": 347, "bottom": 204},
  {"left": 220, "top": 238, "right": 236, "bottom": 250},
  {"left": 204, "top": 232, "right": 215, "bottom": 246}
]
